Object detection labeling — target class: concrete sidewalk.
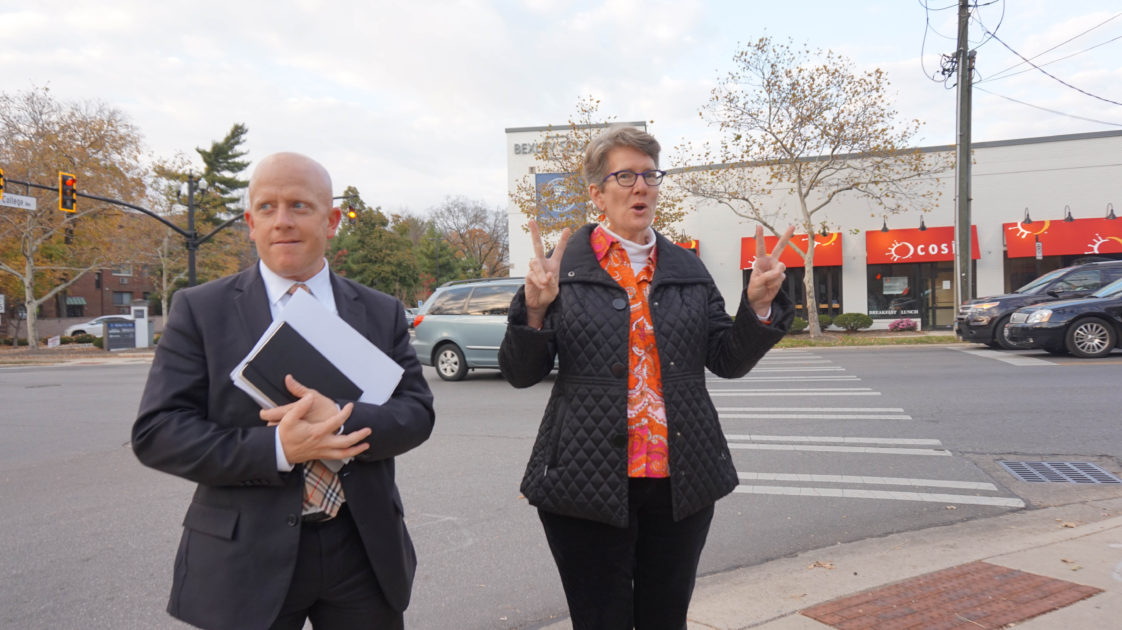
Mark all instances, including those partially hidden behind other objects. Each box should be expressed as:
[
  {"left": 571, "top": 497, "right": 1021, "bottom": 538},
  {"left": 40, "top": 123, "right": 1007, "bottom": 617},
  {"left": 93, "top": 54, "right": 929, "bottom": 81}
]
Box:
[{"left": 542, "top": 498, "right": 1122, "bottom": 629}]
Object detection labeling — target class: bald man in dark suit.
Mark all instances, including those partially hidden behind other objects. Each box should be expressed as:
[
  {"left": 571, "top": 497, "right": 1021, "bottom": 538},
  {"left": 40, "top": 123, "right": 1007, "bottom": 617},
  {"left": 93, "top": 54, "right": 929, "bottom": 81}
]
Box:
[{"left": 133, "top": 152, "right": 434, "bottom": 629}]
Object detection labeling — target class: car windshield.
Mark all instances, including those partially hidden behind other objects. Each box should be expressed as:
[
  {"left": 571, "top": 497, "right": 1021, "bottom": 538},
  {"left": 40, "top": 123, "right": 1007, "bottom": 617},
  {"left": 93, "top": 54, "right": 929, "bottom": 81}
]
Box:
[
  {"left": 1013, "top": 267, "right": 1069, "bottom": 295},
  {"left": 1091, "top": 277, "right": 1122, "bottom": 298}
]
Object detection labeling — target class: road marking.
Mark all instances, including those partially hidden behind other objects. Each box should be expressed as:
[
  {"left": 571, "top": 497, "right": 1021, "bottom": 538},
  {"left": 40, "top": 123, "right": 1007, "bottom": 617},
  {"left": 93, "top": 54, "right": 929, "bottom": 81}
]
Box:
[
  {"left": 709, "top": 375, "right": 860, "bottom": 382},
  {"left": 728, "top": 443, "right": 948, "bottom": 456},
  {"left": 725, "top": 434, "right": 942, "bottom": 445},
  {"left": 710, "top": 388, "right": 879, "bottom": 396},
  {"left": 956, "top": 348, "right": 1054, "bottom": 366},
  {"left": 745, "top": 366, "right": 846, "bottom": 372},
  {"left": 721, "top": 412, "right": 912, "bottom": 420},
  {"left": 732, "top": 485, "right": 1025, "bottom": 507},
  {"left": 737, "top": 472, "right": 998, "bottom": 491},
  {"left": 718, "top": 406, "right": 903, "bottom": 413}
]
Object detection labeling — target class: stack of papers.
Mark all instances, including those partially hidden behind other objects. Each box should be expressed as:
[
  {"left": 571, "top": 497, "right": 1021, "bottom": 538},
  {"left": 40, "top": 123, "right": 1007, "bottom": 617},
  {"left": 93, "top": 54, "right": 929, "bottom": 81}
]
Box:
[{"left": 232, "top": 289, "right": 404, "bottom": 408}]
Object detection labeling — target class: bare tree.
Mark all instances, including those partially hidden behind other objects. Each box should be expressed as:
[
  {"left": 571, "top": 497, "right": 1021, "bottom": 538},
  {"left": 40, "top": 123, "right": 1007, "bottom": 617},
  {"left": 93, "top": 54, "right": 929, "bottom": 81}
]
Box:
[
  {"left": 0, "top": 87, "right": 147, "bottom": 347},
  {"left": 430, "top": 196, "right": 509, "bottom": 278},
  {"left": 678, "top": 37, "right": 950, "bottom": 337},
  {"left": 510, "top": 95, "right": 690, "bottom": 245}
]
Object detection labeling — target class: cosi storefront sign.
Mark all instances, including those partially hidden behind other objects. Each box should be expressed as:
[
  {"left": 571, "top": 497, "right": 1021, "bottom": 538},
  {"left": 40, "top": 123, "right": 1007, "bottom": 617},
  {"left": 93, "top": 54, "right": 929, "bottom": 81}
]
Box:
[
  {"left": 740, "top": 232, "right": 843, "bottom": 269},
  {"left": 865, "top": 226, "right": 979, "bottom": 264},
  {"left": 1003, "top": 217, "right": 1122, "bottom": 258}
]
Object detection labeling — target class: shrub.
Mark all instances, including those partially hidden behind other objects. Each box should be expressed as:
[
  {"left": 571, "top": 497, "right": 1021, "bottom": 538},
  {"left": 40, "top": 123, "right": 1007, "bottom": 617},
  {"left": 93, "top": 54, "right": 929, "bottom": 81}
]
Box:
[
  {"left": 833, "top": 312, "right": 874, "bottom": 332},
  {"left": 92, "top": 337, "right": 104, "bottom": 349},
  {"left": 889, "top": 318, "right": 918, "bottom": 332},
  {"left": 818, "top": 314, "right": 833, "bottom": 329},
  {"left": 789, "top": 316, "right": 808, "bottom": 333}
]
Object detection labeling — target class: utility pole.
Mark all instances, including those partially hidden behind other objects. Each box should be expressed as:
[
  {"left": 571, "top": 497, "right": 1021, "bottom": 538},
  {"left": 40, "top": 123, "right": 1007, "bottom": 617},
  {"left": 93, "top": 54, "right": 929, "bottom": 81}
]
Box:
[{"left": 953, "top": 0, "right": 975, "bottom": 312}]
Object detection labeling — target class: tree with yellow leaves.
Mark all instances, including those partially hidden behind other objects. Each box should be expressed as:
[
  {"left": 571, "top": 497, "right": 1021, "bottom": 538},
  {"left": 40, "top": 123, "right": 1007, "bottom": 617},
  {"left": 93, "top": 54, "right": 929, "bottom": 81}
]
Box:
[
  {"left": 0, "top": 86, "right": 149, "bottom": 348},
  {"left": 510, "top": 96, "right": 690, "bottom": 245},
  {"left": 678, "top": 37, "right": 950, "bottom": 337}
]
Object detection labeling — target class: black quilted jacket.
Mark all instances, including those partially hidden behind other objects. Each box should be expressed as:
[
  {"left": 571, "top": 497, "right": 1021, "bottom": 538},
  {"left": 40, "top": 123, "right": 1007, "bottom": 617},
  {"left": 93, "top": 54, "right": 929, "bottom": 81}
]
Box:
[{"left": 499, "top": 224, "right": 794, "bottom": 527}]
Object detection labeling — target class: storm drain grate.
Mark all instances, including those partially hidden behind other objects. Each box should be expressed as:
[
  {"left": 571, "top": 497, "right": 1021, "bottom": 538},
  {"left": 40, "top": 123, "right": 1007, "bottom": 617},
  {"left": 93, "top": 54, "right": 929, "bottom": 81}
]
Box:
[{"left": 1000, "top": 461, "right": 1121, "bottom": 484}]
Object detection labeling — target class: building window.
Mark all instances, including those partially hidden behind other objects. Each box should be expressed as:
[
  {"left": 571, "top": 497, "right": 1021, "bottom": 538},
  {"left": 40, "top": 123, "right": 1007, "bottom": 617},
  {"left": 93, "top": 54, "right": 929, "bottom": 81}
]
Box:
[
  {"left": 112, "top": 291, "right": 133, "bottom": 307},
  {"left": 112, "top": 265, "right": 133, "bottom": 277}
]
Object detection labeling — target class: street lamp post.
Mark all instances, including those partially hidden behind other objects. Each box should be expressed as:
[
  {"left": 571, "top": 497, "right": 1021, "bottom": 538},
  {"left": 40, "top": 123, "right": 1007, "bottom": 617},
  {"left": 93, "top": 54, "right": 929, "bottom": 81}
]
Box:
[{"left": 181, "top": 174, "right": 208, "bottom": 287}]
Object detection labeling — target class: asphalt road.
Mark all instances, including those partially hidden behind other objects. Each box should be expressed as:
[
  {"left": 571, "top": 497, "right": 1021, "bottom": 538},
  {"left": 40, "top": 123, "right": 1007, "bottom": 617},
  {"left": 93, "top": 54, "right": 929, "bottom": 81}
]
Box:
[{"left": 1, "top": 345, "right": 1119, "bottom": 629}]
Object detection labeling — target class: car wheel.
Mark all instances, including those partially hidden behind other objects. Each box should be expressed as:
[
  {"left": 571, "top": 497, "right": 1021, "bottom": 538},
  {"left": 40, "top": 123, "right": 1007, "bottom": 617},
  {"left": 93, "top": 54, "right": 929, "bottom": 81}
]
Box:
[
  {"left": 1064, "top": 317, "right": 1116, "bottom": 358},
  {"left": 434, "top": 344, "right": 468, "bottom": 381},
  {"left": 70, "top": 330, "right": 85, "bottom": 336},
  {"left": 995, "top": 316, "right": 1031, "bottom": 350}
]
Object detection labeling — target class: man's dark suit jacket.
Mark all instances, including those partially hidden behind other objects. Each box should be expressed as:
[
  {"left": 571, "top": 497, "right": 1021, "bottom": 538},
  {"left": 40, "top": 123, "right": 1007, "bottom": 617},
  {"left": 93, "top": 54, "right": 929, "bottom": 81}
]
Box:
[{"left": 133, "top": 265, "right": 434, "bottom": 630}]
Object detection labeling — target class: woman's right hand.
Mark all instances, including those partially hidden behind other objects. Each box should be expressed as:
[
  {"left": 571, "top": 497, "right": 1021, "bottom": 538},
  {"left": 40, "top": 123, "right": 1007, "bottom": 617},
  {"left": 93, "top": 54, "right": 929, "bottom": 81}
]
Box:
[{"left": 525, "top": 220, "right": 571, "bottom": 329}]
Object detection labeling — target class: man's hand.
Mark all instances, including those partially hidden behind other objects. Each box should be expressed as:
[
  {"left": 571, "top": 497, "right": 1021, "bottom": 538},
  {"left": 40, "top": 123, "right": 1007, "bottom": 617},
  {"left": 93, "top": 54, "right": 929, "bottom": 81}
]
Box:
[
  {"left": 525, "top": 220, "right": 571, "bottom": 329},
  {"left": 260, "top": 375, "right": 371, "bottom": 465},
  {"left": 747, "top": 225, "right": 795, "bottom": 317},
  {"left": 260, "top": 375, "right": 341, "bottom": 426}
]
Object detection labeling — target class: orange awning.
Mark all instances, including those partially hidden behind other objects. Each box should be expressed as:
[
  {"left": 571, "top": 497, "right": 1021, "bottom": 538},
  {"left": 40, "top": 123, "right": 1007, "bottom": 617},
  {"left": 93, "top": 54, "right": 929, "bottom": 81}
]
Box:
[
  {"left": 865, "top": 225, "right": 979, "bottom": 264},
  {"left": 741, "top": 232, "right": 843, "bottom": 269},
  {"left": 1003, "top": 217, "right": 1122, "bottom": 258}
]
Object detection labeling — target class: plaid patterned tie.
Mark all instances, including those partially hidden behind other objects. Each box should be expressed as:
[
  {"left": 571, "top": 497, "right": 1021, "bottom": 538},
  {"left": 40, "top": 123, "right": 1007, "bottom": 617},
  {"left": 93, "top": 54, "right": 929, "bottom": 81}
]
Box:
[{"left": 286, "top": 282, "right": 346, "bottom": 521}]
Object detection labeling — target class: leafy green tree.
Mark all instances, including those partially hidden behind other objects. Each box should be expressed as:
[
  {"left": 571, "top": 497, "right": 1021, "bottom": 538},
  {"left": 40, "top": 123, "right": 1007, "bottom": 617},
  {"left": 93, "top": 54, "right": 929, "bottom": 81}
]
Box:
[
  {"left": 417, "top": 224, "right": 464, "bottom": 292},
  {"left": 196, "top": 123, "right": 250, "bottom": 225},
  {"left": 329, "top": 186, "right": 421, "bottom": 303}
]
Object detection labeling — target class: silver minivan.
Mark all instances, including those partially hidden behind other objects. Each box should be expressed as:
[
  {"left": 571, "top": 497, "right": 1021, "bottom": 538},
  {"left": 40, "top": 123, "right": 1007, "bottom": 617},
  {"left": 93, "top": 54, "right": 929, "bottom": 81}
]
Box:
[{"left": 410, "top": 277, "right": 523, "bottom": 381}]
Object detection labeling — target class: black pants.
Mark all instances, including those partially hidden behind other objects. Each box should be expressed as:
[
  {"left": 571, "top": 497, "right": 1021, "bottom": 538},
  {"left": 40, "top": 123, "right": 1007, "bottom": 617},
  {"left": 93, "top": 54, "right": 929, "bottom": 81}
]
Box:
[
  {"left": 270, "top": 504, "right": 402, "bottom": 630},
  {"left": 538, "top": 478, "right": 715, "bottom": 630}
]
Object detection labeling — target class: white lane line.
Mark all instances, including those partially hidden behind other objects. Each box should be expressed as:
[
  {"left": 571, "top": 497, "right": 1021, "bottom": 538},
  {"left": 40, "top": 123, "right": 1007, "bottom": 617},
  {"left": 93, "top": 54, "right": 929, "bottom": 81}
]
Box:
[
  {"left": 728, "top": 443, "right": 949, "bottom": 456},
  {"left": 725, "top": 434, "right": 943, "bottom": 445},
  {"left": 709, "top": 375, "right": 860, "bottom": 382},
  {"left": 737, "top": 472, "right": 998, "bottom": 491},
  {"left": 757, "top": 358, "right": 833, "bottom": 364},
  {"left": 722, "top": 413, "right": 912, "bottom": 420},
  {"left": 718, "top": 407, "right": 903, "bottom": 413},
  {"left": 733, "top": 485, "right": 1025, "bottom": 508},
  {"left": 956, "top": 349, "right": 1054, "bottom": 366},
  {"left": 748, "top": 366, "right": 846, "bottom": 372},
  {"left": 709, "top": 388, "right": 879, "bottom": 396}
]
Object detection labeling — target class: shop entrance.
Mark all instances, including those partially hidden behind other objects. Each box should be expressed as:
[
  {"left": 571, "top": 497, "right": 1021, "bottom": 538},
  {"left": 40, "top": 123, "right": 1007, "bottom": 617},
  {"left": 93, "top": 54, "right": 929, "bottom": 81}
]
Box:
[{"left": 867, "top": 261, "right": 965, "bottom": 330}]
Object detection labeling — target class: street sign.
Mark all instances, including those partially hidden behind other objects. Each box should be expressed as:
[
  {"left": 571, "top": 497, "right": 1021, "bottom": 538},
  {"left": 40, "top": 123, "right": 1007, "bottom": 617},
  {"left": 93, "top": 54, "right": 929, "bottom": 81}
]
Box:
[{"left": 0, "top": 193, "right": 37, "bottom": 210}]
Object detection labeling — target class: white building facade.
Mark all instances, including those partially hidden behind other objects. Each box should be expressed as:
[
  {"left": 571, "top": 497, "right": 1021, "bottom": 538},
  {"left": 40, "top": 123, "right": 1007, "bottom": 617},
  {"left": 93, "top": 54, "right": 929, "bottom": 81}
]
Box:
[{"left": 506, "top": 125, "right": 1122, "bottom": 330}]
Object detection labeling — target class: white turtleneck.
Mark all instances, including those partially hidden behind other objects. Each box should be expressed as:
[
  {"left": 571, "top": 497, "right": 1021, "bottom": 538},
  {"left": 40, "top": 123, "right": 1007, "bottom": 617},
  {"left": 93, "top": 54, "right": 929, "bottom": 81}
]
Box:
[{"left": 599, "top": 224, "right": 656, "bottom": 274}]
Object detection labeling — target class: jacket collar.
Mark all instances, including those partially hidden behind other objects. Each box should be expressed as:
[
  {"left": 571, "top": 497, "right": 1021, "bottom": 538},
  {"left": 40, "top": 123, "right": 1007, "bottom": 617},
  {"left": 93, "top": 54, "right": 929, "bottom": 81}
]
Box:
[
  {"left": 560, "top": 223, "right": 708, "bottom": 285},
  {"left": 231, "top": 265, "right": 366, "bottom": 340}
]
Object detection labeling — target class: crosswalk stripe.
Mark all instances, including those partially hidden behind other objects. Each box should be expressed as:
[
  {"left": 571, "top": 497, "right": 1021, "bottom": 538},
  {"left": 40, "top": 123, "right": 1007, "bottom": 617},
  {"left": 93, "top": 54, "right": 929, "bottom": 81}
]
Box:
[
  {"left": 709, "top": 388, "right": 878, "bottom": 396},
  {"left": 725, "top": 434, "right": 942, "bottom": 445},
  {"left": 956, "top": 348, "right": 1054, "bottom": 366},
  {"left": 733, "top": 485, "right": 1025, "bottom": 507},
  {"left": 721, "top": 413, "right": 912, "bottom": 420},
  {"left": 708, "top": 375, "right": 859, "bottom": 382},
  {"left": 728, "top": 443, "right": 949, "bottom": 455},
  {"left": 718, "top": 407, "right": 903, "bottom": 412},
  {"left": 737, "top": 472, "right": 997, "bottom": 491}
]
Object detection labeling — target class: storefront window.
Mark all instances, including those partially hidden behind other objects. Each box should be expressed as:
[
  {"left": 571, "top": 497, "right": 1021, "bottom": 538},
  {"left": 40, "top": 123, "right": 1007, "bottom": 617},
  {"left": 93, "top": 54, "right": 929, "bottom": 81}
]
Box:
[{"left": 867, "top": 265, "right": 920, "bottom": 319}]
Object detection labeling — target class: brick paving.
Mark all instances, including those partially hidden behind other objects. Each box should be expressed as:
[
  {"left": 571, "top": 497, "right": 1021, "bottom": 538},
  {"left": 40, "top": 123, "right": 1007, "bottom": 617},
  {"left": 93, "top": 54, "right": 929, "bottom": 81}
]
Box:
[{"left": 800, "top": 561, "right": 1102, "bottom": 629}]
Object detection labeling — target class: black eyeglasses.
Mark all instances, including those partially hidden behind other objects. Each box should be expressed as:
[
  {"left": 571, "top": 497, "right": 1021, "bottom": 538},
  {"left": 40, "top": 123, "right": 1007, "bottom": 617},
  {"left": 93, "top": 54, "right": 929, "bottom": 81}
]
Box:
[{"left": 601, "top": 169, "right": 666, "bottom": 187}]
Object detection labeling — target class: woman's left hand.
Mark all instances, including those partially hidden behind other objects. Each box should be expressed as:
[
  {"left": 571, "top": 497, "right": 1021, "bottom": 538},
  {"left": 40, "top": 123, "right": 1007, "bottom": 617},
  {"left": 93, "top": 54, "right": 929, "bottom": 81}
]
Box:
[{"left": 746, "top": 225, "right": 795, "bottom": 317}]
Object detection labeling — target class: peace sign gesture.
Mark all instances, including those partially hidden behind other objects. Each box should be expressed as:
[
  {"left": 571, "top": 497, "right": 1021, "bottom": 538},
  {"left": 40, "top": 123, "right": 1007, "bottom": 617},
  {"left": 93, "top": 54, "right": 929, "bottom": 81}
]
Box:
[
  {"left": 746, "top": 224, "right": 795, "bottom": 317},
  {"left": 525, "top": 220, "right": 572, "bottom": 329}
]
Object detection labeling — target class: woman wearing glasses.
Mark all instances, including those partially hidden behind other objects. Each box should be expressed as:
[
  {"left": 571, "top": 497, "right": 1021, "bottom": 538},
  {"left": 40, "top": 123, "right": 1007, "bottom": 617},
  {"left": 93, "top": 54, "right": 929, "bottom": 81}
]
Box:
[{"left": 500, "top": 125, "right": 796, "bottom": 629}]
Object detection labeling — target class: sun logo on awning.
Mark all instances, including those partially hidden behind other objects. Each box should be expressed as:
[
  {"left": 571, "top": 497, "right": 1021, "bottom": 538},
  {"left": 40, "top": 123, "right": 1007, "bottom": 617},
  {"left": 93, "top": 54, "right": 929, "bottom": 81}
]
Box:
[
  {"left": 1012, "top": 220, "right": 1051, "bottom": 239},
  {"left": 885, "top": 240, "right": 915, "bottom": 262}
]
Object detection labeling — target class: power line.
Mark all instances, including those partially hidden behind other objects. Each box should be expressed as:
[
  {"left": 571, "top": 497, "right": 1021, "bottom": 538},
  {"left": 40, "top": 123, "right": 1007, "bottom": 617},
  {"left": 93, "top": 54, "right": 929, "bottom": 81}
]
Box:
[
  {"left": 982, "top": 34, "right": 1122, "bottom": 83},
  {"left": 975, "top": 27, "right": 1122, "bottom": 107},
  {"left": 981, "top": 12, "right": 1122, "bottom": 82},
  {"left": 975, "top": 85, "right": 1122, "bottom": 127}
]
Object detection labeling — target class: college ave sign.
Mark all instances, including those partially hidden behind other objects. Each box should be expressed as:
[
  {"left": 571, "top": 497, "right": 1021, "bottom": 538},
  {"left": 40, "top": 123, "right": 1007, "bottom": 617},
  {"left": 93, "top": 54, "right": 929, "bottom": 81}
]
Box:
[{"left": 0, "top": 193, "right": 37, "bottom": 210}]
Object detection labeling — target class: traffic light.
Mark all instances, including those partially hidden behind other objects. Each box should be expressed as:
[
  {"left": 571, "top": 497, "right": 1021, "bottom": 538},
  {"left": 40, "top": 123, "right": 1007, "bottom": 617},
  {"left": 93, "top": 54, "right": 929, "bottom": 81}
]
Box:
[
  {"left": 346, "top": 206, "right": 357, "bottom": 224},
  {"left": 0, "top": 167, "right": 5, "bottom": 200},
  {"left": 59, "top": 172, "right": 77, "bottom": 212}
]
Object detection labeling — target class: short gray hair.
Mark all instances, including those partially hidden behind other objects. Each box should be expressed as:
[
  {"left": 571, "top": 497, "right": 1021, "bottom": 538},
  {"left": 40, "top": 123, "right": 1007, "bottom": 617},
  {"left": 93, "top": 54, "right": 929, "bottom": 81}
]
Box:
[{"left": 583, "top": 126, "right": 660, "bottom": 188}]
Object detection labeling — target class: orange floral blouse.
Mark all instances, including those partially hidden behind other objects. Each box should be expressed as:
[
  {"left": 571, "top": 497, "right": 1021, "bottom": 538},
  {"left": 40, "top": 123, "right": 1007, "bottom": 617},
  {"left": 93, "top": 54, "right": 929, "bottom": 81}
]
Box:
[{"left": 590, "top": 226, "right": 669, "bottom": 478}]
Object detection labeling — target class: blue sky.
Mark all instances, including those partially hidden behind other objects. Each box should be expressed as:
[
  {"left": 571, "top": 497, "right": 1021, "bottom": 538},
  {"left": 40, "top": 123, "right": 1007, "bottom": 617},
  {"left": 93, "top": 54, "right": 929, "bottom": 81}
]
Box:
[{"left": 2, "top": 0, "right": 1119, "bottom": 214}]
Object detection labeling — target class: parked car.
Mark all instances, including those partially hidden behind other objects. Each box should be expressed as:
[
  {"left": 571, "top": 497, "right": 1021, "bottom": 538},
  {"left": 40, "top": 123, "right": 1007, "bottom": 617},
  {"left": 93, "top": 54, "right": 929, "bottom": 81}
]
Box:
[
  {"left": 64, "top": 314, "right": 133, "bottom": 337},
  {"left": 1004, "top": 277, "right": 1122, "bottom": 358},
  {"left": 955, "top": 260, "right": 1122, "bottom": 349},
  {"left": 411, "top": 277, "right": 523, "bottom": 381}
]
